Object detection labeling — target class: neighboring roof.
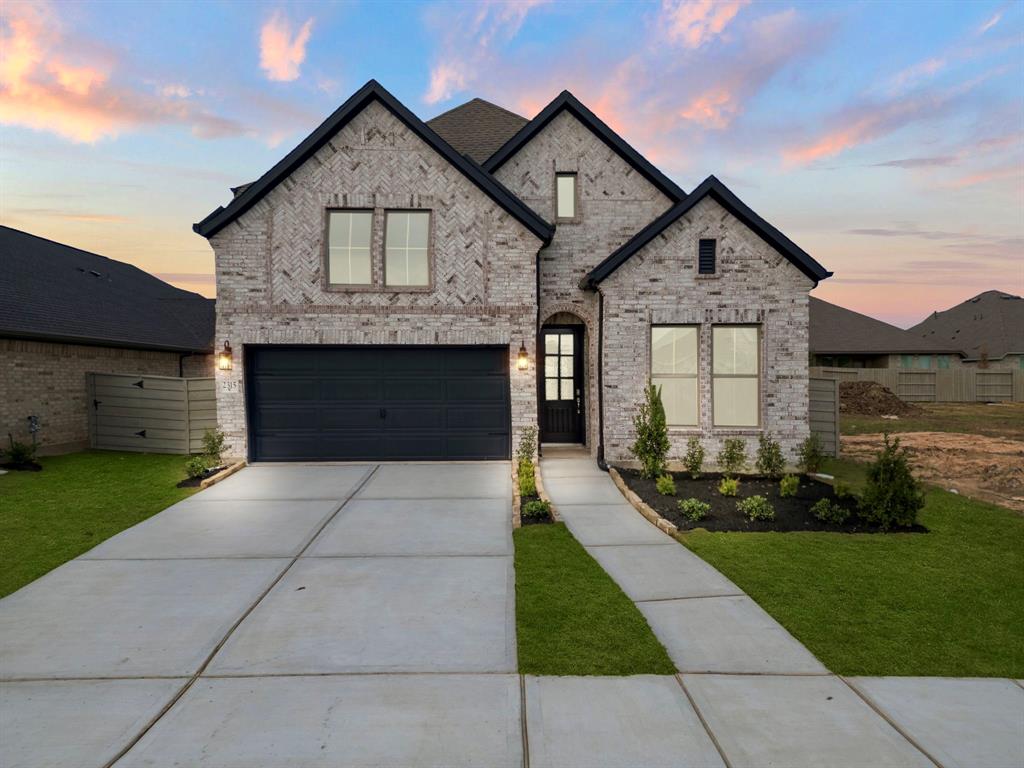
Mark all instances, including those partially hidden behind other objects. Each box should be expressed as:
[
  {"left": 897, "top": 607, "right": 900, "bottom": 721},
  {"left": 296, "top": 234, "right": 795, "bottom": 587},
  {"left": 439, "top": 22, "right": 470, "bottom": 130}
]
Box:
[
  {"left": 483, "top": 91, "right": 687, "bottom": 203},
  {"left": 909, "top": 290, "right": 1024, "bottom": 361},
  {"left": 194, "top": 80, "right": 553, "bottom": 244},
  {"left": 809, "top": 297, "right": 954, "bottom": 355},
  {"left": 581, "top": 175, "right": 832, "bottom": 289},
  {"left": 426, "top": 98, "right": 528, "bottom": 164},
  {"left": 0, "top": 226, "right": 214, "bottom": 353}
]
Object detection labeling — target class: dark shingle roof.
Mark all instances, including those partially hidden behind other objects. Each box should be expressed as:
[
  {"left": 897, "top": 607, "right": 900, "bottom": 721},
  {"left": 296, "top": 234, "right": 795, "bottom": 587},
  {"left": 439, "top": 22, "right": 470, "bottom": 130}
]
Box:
[
  {"left": 810, "top": 297, "right": 954, "bottom": 355},
  {"left": 426, "top": 98, "right": 528, "bottom": 164},
  {"left": 0, "top": 226, "right": 214, "bottom": 353},
  {"left": 909, "top": 290, "right": 1024, "bottom": 361}
]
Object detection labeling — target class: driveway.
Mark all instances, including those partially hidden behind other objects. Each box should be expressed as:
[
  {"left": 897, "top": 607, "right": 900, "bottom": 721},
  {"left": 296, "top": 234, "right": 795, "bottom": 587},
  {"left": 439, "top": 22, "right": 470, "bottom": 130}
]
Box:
[{"left": 0, "top": 462, "right": 521, "bottom": 767}]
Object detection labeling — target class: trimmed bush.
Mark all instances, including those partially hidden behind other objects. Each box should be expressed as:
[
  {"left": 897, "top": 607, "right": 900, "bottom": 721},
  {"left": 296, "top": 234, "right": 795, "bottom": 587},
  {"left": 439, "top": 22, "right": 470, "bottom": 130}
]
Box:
[
  {"left": 517, "top": 426, "right": 538, "bottom": 464},
  {"left": 717, "top": 476, "right": 739, "bottom": 497},
  {"left": 683, "top": 437, "right": 705, "bottom": 479},
  {"left": 716, "top": 438, "right": 747, "bottom": 477},
  {"left": 518, "top": 459, "right": 537, "bottom": 497},
  {"left": 655, "top": 474, "right": 677, "bottom": 496},
  {"left": 756, "top": 433, "right": 785, "bottom": 479},
  {"left": 631, "top": 382, "right": 670, "bottom": 479},
  {"left": 798, "top": 433, "right": 825, "bottom": 475},
  {"left": 811, "top": 497, "right": 850, "bottom": 524},
  {"left": 859, "top": 434, "right": 925, "bottom": 530},
  {"left": 677, "top": 497, "right": 710, "bottom": 522},
  {"left": 779, "top": 474, "right": 799, "bottom": 498},
  {"left": 737, "top": 494, "right": 774, "bottom": 521},
  {"left": 3, "top": 435, "right": 37, "bottom": 465},
  {"left": 521, "top": 499, "right": 552, "bottom": 523},
  {"left": 833, "top": 481, "right": 855, "bottom": 500},
  {"left": 185, "top": 455, "right": 210, "bottom": 480},
  {"left": 201, "top": 428, "right": 229, "bottom": 465}
]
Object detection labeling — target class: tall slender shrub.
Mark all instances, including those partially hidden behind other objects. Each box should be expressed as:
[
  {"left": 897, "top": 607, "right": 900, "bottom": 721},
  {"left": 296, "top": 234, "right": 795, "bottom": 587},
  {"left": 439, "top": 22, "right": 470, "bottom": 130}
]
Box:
[{"left": 631, "top": 383, "right": 669, "bottom": 479}]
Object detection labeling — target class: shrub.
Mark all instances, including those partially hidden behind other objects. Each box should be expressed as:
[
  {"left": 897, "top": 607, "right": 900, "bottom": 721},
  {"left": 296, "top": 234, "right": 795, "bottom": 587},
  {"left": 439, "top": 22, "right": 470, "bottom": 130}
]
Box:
[
  {"left": 859, "top": 434, "right": 925, "bottom": 530},
  {"left": 755, "top": 433, "right": 785, "bottom": 479},
  {"left": 737, "top": 494, "right": 774, "bottom": 521},
  {"left": 683, "top": 437, "right": 705, "bottom": 479},
  {"left": 798, "top": 433, "right": 825, "bottom": 475},
  {"left": 677, "top": 497, "right": 710, "bottom": 522},
  {"left": 718, "top": 476, "right": 739, "bottom": 497},
  {"left": 185, "top": 455, "right": 210, "bottom": 480},
  {"left": 655, "top": 474, "right": 677, "bottom": 496},
  {"left": 833, "top": 481, "right": 855, "bottom": 500},
  {"left": 518, "top": 459, "right": 537, "bottom": 497},
  {"left": 811, "top": 497, "right": 850, "bottom": 524},
  {"left": 3, "top": 435, "right": 37, "bottom": 465},
  {"left": 779, "top": 474, "right": 799, "bottom": 498},
  {"left": 517, "top": 426, "right": 538, "bottom": 464},
  {"left": 716, "top": 438, "right": 747, "bottom": 477},
  {"left": 201, "top": 428, "right": 229, "bottom": 465},
  {"left": 631, "top": 382, "right": 670, "bottom": 479},
  {"left": 521, "top": 499, "right": 552, "bottom": 522}
]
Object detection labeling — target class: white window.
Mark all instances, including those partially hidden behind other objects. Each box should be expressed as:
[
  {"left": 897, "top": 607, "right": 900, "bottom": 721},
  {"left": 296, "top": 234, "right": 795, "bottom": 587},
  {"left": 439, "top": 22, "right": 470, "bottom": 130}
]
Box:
[
  {"left": 385, "top": 211, "right": 430, "bottom": 287},
  {"left": 556, "top": 173, "right": 576, "bottom": 219},
  {"left": 651, "top": 326, "right": 698, "bottom": 426},
  {"left": 712, "top": 326, "right": 759, "bottom": 427},
  {"left": 327, "top": 210, "right": 372, "bottom": 285}
]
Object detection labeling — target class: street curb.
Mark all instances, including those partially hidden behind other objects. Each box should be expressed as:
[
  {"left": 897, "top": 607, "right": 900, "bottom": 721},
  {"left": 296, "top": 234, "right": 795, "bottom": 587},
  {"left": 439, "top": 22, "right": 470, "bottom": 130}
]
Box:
[
  {"left": 200, "top": 460, "right": 246, "bottom": 489},
  {"left": 607, "top": 466, "right": 678, "bottom": 537}
]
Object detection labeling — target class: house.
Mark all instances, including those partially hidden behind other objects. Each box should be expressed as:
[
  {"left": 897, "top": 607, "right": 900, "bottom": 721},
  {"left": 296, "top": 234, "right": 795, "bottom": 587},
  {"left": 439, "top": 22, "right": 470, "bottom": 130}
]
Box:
[
  {"left": 910, "top": 290, "right": 1024, "bottom": 370},
  {"left": 0, "top": 226, "right": 215, "bottom": 453},
  {"left": 194, "top": 80, "right": 831, "bottom": 464},
  {"left": 809, "top": 297, "right": 957, "bottom": 369}
]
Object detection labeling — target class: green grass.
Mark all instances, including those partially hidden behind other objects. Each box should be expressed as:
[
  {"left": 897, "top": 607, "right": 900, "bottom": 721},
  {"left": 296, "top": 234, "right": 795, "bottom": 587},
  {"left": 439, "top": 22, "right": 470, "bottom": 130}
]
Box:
[
  {"left": 0, "top": 451, "right": 196, "bottom": 597},
  {"left": 841, "top": 402, "right": 1024, "bottom": 439},
  {"left": 514, "top": 523, "right": 675, "bottom": 675},
  {"left": 679, "top": 458, "right": 1024, "bottom": 677}
]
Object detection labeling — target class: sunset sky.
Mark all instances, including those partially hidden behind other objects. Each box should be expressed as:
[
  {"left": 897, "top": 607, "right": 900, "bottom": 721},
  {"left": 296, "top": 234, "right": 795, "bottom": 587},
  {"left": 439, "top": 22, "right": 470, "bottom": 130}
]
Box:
[{"left": 2, "top": 0, "right": 1021, "bottom": 327}]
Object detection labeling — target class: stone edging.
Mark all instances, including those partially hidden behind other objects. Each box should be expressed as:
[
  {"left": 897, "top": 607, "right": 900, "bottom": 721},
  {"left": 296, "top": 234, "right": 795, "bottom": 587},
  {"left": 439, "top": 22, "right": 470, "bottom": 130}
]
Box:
[
  {"left": 533, "top": 460, "right": 562, "bottom": 523},
  {"left": 607, "top": 467, "right": 678, "bottom": 537},
  {"left": 200, "top": 460, "right": 247, "bottom": 489}
]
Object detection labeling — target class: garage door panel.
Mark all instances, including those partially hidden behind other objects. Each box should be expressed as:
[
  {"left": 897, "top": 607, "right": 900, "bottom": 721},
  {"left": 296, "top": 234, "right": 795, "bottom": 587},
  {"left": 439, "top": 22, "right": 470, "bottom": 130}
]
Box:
[
  {"left": 320, "top": 407, "right": 382, "bottom": 429},
  {"left": 385, "top": 348, "right": 445, "bottom": 373},
  {"left": 256, "top": 407, "right": 318, "bottom": 430},
  {"left": 383, "top": 407, "right": 445, "bottom": 429},
  {"left": 255, "top": 378, "right": 320, "bottom": 401},
  {"left": 447, "top": 378, "right": 507, "bottom": 402},
  {"left": 383, "top": 378, "right": 445, "bottom": 401},
  {"left": 252, "top": 348, "right": 321, "bottom": 373},
  {"left": 447, "top": 435, "right": 508, "bottom": 460},
  {"left": 320, "top": 379, "right": 380, "bottom": 401},
  {"left": 318, "top": 348, "right": 382, "bottom": 373},
  {"left": 445, "top": 349, "right": 506, "bottom": 374},
  {"left": 447, "top": 406, "right": 508, "bottom": 430}
]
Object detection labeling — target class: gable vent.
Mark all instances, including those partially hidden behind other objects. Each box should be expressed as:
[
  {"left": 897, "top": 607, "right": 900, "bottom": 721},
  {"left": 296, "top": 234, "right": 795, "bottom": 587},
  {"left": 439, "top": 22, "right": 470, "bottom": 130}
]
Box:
[{"left": 698, "top": 239, "right": 716, "bottom": 274}]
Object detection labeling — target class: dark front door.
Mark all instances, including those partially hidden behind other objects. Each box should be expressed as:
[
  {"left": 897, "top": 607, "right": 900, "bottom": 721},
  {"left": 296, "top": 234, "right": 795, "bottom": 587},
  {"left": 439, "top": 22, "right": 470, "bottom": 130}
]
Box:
[
  {"left": 246, "top": 346, "right": 510, "bottom": 461},
  {"left": 540, "top": 327, "right": 584, "bottom": 443}
]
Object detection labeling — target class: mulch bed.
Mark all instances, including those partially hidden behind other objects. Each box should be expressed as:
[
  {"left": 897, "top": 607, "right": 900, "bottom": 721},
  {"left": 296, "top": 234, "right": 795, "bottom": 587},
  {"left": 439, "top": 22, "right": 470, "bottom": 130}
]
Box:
[
  {"left": 615, "top": 468, "right": 927, "bottom": 534},
  {"left": 1, "top": 461, "right": 42, "bottom": 472},
  {"left": 519, "top": 492, "right": 554, "bottom": 525},
  {"left": 176, "top": 464, "right": 226, "bottom": 488}
]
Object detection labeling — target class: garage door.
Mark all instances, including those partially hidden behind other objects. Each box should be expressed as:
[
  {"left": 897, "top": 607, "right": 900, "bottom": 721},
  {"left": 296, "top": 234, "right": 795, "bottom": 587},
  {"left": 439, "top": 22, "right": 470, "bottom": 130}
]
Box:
[{"left": 246, "top": 346, "right": 510, "bottom": 461}]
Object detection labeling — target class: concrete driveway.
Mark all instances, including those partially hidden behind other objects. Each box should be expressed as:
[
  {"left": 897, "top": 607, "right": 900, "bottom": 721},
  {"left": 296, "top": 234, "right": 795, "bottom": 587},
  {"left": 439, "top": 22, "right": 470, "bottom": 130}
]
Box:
[{"left": 0, "top": 462, "right": 520, "bottom": 767}]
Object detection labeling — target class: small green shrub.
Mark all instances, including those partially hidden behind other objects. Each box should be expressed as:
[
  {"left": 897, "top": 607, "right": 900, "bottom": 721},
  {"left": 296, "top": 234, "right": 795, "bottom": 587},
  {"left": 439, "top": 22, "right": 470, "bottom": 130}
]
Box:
[
  {"left": 516, "top": 426, "right": 538, "bottom": 464},
  {"left": 201, "top": 428, "right": 229, "bottom": 464},
  {"left": 833, "top": 481, "right": 855, "bottom": 500},
  {"left": 518, "top": 459, "right": 537, "bottom": 496},
  {"left": 737, "top": 494, "right": 774, "bottom": 521},
  {"left": 677, "top": 497, "right": 710, "bottom": 522},
  {"left": 655, "top": 474, "right": 677, "bottom": 496},
  {"left": 756, "top": 433, "right": 785, "bottom": 479},
  {"left": 779, "top": 474, "right": 799, "bottom": 498},
  {"left": 859, "top": 434, "right": 925, "bottom": 530},
  {"left": 521, "top": 499, "right": 552, "bottom": 522},
  {"left": 683, "top": 436, "right": 705, "bottom": 479},
  {"left": 631, "top": 383, "right": 670, "bottom": 479},
  {"left": 3, "top": 435, "right": 37, "bottom": 465},
  {"left": 185, "top": 455, "right": 210, "bottom": 480},
  {"left": 811, "top": 497, "right": 850, "bottom": 524},
  {"left": 716, "top": 438, "right": 747, "bottom": 477},
  {"left": 718, "top": 476, "right": 739, "bottom": 497},
  {"left": 798, "top": 433, "right": 825, "bottom": 475}
]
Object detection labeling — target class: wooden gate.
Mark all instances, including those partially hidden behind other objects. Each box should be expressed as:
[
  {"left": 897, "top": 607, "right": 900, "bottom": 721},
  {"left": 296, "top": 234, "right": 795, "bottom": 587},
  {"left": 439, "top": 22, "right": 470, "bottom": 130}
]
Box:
[{"left": 809, "top": 377, "right": 839, "bottom": 457}]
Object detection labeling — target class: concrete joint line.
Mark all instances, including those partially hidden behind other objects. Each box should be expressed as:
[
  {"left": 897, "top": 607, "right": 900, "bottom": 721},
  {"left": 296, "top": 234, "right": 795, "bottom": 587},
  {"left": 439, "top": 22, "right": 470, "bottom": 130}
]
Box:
[
  {"left": 674, "top": 674, "right": 733, "bottom": 768},
  {"left": 101, "top": 464, "right": 382, "bottom": 768},
  {"left": 1014, "top": 679, "right": 1024, "bottom": 691},
  {"left": 679, "top": 670, "right": 832, "bottom": 678},
  {"left": 582, "top": 542, "right": 678, "bottom": 549},
  {"left": 198, "top": 670, "right": 517, "bottom": 680},
  {"left": 633, "top": 593, "right": 745, "bottom": 604},
  {"left": 839, "top": 676, "right": 944, "bottom": 768},
  {"left": 300, "top": 553, "right": 511, "bottom": 560},
  {"left": 519, "top": 674, "right": 530, "bottom": 768}
]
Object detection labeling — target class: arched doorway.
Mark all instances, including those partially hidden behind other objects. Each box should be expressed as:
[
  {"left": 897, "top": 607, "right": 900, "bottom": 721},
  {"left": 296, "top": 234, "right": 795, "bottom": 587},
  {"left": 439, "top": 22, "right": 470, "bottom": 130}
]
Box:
[{"left": 540, "top": 311, "right": 588, "bottom": 444}]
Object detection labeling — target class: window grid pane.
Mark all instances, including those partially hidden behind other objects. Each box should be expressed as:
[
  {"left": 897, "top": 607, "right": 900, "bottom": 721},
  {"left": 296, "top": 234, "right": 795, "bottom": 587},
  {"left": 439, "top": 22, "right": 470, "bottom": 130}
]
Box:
[
  {"left": 328, "top": 211, "right": 372, "bottom": 285},
  {"left": 712, "top": 325, "right": 759, "bottom": 427},
  {"left": 556, "top": 175, "right": 576, "bottom": 218},
  {"left": 385, "top": 212, "right": 430, "bottom": 287}
]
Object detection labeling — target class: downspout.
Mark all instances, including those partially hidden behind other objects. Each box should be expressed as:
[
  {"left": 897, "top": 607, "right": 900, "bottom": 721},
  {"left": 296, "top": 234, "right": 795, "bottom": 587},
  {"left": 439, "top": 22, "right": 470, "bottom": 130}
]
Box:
[
  {"left": 596, "top": 287, "right": 607, "bottom": 471},
  {"left": 535, "top": 244, "right": 543, "bottom": 459},
  {"left": 177, "top": 352, "right": 194, "bottom": 378}
]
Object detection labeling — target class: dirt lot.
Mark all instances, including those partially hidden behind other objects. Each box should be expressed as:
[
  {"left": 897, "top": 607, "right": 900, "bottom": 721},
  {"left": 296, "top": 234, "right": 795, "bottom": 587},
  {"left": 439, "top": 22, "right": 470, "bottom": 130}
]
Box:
[
  {"left": 841, "top": 431, "right": 1024, "bottom": 513},
  {"left": 841, "top": 402, "right": 1024, "bottom": 440}
]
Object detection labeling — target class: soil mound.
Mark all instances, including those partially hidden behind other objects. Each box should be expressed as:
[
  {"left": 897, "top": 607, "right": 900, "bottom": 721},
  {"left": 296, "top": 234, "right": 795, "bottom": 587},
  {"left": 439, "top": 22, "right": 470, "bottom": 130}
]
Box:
[{"left": 839, "top": 381, "right": 923, "bottom": 416}]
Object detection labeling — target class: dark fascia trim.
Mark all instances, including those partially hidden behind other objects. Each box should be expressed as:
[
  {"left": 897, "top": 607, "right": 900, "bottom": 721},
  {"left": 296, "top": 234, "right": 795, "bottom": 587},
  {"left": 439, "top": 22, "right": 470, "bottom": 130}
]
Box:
[
  {"left": 0, "top": 329, "right": 213, "bottom": 354},
  {"left": 580, "top": 175, "right": 833, "bottom": 289},
  {"left": 194, "top": 80, "right": 554, "bottom": 244},
  {"left": 483, "top": 91, "right": 687, "bottom": 203}
]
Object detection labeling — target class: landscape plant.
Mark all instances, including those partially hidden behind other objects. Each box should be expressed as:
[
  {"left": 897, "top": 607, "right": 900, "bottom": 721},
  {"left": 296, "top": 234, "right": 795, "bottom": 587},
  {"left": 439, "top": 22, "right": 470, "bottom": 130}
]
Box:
[
  {"left": 185, "top": 455, "right": 210, "bottom": 480},
  {"left": 631, "top": 383, "right": 669, "bottom": 479},
  {"left": 798, "top": 433, "right": 825, "bottom": 475},
  {"left": 201, "top": 427, "right": 229, "bottom": 465},
  {"left": 517, "top": 426, "right": 539, "bottom": 497},
  {"left": 521, "top": 499, "right": 552, "bottom": 523},
  {"left": 755, "top": 433, "right": 785, "bottom": 479},
  {"left": 859, "top": 434, "right": 925, "bottom": 530},
  {"left": 677, "top": 497, "right": 710, "bottom": 522},
  {"left": 737, "top": 494, "right": 774, "bottom": 521},
  {"left": 683, "top": 436, "right": 705, "bottom": 479},
  {"left": 811, "top": 497, "right": 850, "bottom": 524},
  {"left": 717, "top": 476, "right": 739, "bottom": 497},
  {"left": 716, "top": 438, "right": 747, "bottom": 477},
  {"left": 779, "top": 474, "right": 799, "bottom": 498},
  {"left": 2, "top": 435, "right": 37, "bottom": 467},
  {"left": 655, "top": 474, "right": 677, "bottom": 496}
]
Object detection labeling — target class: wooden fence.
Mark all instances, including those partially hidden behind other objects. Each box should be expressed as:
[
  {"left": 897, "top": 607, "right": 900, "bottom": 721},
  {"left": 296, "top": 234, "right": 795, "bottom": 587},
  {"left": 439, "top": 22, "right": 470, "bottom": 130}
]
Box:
[
  {"left": 809, "top": 377, "right": 840, "bottom": 457},
  {"left": 87, "top": 373, "right": 216, "bottom": 454},
  {"left": 809, "top": 367, "right": 1022, "bottom": 403}
]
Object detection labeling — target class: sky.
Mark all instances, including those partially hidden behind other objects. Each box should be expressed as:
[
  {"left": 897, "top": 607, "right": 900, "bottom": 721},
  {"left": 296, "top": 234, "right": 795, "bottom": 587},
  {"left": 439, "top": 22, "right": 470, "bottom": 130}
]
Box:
[{"left": 1, "top": 0, "right": 1021, "bottom": 328}]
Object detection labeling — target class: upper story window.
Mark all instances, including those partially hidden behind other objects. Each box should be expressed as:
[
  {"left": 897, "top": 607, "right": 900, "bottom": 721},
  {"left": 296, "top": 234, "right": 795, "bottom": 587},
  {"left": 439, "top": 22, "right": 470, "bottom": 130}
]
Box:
[
  {"left": 326, "top": 210, "right": 373, "bottom": 285},
  {"left": 698, "top": 239, "right": 717, "bottom": 275},
  {"left": 651, "top": 326, "right": 699, "bottom": 426},
  {"left": 385, "top": 211, "right": 431, "bottom": 287},
  {"left": 556, "top": 173, "right": 577, "bottom": 220},
  {"left": 712, "top": 326, "right": 760, "bottom": 427}
]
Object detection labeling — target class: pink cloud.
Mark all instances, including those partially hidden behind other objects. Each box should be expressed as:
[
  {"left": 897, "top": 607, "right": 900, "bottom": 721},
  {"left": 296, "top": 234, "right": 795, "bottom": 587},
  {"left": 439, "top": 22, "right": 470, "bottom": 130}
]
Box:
[
  {"left": 679, "top": 88, "right": 739, "bottom": 129},
  {"left": 947, "top": 163, "right": 1022, "bottom": 189},
  {"left": 259, "top": 11, "right": 314, "bottom": 82},
  {"left": 661, "top": 0, "right": 749, "bottom": 48}
]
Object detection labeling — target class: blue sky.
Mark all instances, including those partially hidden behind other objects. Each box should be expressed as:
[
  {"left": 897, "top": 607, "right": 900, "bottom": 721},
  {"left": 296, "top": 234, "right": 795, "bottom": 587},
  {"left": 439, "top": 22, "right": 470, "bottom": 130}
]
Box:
[{"left": 1, "top": 0, "right": 1021, "bottom": 326}]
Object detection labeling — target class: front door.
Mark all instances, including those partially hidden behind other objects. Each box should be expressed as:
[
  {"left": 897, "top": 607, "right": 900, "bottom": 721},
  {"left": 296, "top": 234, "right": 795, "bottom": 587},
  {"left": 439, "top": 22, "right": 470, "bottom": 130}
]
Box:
[{"left": 540, "top": 327, "right": 584, "bottom": 443}]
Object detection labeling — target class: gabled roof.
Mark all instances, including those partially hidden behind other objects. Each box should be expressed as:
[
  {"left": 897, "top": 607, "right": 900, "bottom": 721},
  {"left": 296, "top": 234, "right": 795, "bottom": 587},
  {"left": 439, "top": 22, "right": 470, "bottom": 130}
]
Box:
[
  {"left": 426, "top": 98, "right": 528, "bottom": 164},
  {"left": 909, "top": 290, "right": 1024, "bottom": 361},
  {"left": 194, "top": 80, "right": 553, "bottom": 243},
  {"left": 809, "top": 297, "right": 954, "bottom": 355},
  {"left": 483, "top": 91, "right": 687, "bottom": 203},
  {"left": 0, "top": 226, "right": 214, "bottom": 353},
  {"left": 580, "top": 175, "right": 832, "bottom": 289}
]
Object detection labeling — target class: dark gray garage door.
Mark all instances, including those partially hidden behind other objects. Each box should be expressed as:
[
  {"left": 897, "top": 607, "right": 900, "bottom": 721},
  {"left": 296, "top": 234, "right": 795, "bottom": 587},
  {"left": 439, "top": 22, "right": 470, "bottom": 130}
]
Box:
[{"left": 246, "top": 346, "right": 510, "bottom": 461}]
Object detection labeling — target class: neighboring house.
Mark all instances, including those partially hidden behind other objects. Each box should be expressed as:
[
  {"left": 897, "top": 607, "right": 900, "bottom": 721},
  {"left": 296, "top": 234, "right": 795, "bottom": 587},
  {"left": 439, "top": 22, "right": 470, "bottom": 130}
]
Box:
[
  {"left": 0, "top": 226, "right": 215, "bottom": 453},
  {"left": 194, "top": 80, "right": 831, "bottom": 464},
  {"left": 910, "top": 290, "right": 1024, "bottom": 370}
]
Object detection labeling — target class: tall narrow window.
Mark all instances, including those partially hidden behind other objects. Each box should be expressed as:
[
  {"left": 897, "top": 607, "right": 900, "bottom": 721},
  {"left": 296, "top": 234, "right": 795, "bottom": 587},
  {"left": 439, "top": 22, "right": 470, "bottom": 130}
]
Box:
[
  {"left": 326, "top": 210, "right": 373, "bottom": 285},
  {"left": 651, "top": 326, "right": 699, "bottom": 426},
  {"left": 698, "top": 239, "right": 716, "bottom": 274},
  {"left": 385, "top": 211, "right": 430, "bottom": 287},
  {"left": 556, "top": 173, "right": 576, "bottom": 220},
  {"left": 712, "top": 326, "right": 759, "bottom": 427}
]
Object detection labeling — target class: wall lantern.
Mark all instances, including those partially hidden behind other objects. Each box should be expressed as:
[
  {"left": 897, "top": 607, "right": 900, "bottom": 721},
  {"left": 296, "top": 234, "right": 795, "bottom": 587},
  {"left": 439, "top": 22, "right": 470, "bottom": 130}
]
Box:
[
  {"left": 516, "top": 341, "right": 529, "bottom": 371},
  {"left": 217, "top": 340, "right": 233, "bottom": 371}
]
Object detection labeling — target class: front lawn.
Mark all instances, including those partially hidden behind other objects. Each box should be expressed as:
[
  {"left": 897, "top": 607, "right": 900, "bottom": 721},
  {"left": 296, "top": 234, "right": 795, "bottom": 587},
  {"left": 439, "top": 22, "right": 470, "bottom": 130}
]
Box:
[
  {"left": 679, "top": 458, "right": 1024, "bottom": 677},
  {"left": 514, "top": 523, "right": 675, "bottom": 675},
  {"left": 0, "top": 451, "right": 196, "bottom": 597}
]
